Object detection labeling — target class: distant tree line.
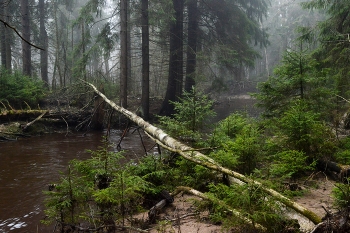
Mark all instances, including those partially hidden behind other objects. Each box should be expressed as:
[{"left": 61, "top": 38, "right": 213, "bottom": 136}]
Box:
[{"left": 0, "top": 0, "right": 269, "bottom": 117}]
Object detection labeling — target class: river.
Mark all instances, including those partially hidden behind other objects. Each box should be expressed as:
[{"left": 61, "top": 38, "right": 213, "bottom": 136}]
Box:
[{"left": 0, "top": 129, "right": 157, "bottom": 233}]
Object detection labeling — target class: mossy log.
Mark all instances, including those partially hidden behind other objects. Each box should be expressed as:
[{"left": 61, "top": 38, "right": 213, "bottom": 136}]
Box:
[
  {"left": 0, "top": 109, "right": 92, "bottom": 128},
  {"left": 85, "top": 81, "right": 322, "bottom": 225},
  {"left": 0, "top": 109, "right": 48, "bottom": 122}
]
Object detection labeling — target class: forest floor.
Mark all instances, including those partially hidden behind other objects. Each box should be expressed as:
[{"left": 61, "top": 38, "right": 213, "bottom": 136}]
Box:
[{"left": 132, "top": 174, "right": 336, "bottom": 233}]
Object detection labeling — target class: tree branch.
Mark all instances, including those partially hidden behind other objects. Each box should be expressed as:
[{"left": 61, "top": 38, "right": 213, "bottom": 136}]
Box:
[{"left": 0, "top": 18, "right": 45, "bottom": 50}]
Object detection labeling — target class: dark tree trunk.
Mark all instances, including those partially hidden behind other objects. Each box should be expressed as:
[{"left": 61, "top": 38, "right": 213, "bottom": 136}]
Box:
[
  {"left": 0, "top": 0, "right": 11, "bottom": 70},
  {"left": 127, "top": 0, "right": 132, "bottom": 95},
  {"left": 39, "top": 0, "right": 49, "bottom": 89},
  {"left": 5, "top": 18, "right": 12, "bottom": 71},
  {"left": 0, "top": 0, "right": 6, "bottom": 67},
  {"left": 185, "top": 0, "right": 198, "bottom": 92},
  {"left": 141, "top": 0, "right": 150, "bottom": 120},
  {"left": 120, "top": 0, "right": 128, "bottom": 108},
  {"left": 21, "top": 0, "right": 31, "bottom": 76},
  {"left": 160, "top": 0, "right": 184, "bottom": 116}
]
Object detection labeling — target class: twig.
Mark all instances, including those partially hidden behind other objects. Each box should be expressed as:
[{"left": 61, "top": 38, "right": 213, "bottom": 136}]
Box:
[
  {"left": 117, "top": 121, "right": 130, "bottom": 151},
  {"left": 336, "top": 94, "right": 350, "bottom": 103},
  {"left": 61, "top": 116, "right": 69, "bottom": 136},
  {"left": 137, "top": 127, "right": 148, "bottom": 156},
  {"left": 0, "top": 101, "right": 7, "bottom": 110},
  {"left": 167, "top": 213, "right": 197, "bottom": 222}
]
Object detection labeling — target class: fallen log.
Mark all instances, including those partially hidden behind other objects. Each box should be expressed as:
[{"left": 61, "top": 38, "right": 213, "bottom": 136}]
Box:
[
  {"left": 0, "top": 109, "right": 48, "bottom": 122},
  {"left": 148, "top": 190, "right": 174, "bottom": 223},
  {"left": 85, "top": 81, "right": 322, "bottom": 225},
  {"left": 317, "top": 159, "right": 350, "bottom": 182},
  {"left": 172, "top": 186, "right": 267, "bottom": 231}
]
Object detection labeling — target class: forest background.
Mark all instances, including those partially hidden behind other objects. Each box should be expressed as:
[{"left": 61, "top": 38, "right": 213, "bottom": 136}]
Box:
[{"left": 2, "top": 0, "right": 350, "bottom": 232}]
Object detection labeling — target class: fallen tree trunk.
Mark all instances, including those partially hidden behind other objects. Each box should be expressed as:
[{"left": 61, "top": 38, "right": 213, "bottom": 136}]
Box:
[
  {"left": 85, "top": 81, "right": 322, "bottom": 225},
  {"left": 0, "top": 109, "right": 48, "bottom": 122},
  {"left": 173, "top": 186, "right": 267, "bottom": 231}
]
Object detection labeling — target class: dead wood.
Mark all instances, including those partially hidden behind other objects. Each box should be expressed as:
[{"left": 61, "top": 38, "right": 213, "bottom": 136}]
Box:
[
  {"left": 85, "top": 81, "right": 322, "bottom": 225},
  {"left": 172, "top": 186, "right": 267, "bottom": 231},
  {"left": 148, "top": 190, "right": 174, "bottom": 223},
  {"left": 317, "top": 159, "right": 350, "bottom": 182},
  {"left": 21, "top": 111, "right": 47, "bottom": 130},
  {"left": 0, "top": 109, "right": 48, "bottom": 122}
]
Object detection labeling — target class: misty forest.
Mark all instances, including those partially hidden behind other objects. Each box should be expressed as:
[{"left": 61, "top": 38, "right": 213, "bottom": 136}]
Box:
[{"left": 2, "top": 0, "right": 350, "bottom": 232}]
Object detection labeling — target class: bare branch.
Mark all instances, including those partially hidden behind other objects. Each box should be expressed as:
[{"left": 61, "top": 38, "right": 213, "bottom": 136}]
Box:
[{"left": 0, "top": 18, "right": 45, "bottom": 50}]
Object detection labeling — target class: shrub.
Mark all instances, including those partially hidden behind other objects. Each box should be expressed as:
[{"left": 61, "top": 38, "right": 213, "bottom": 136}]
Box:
[
  {"left": 273, "top": 100, "right": 336, "bottom": 160},
  {"left": 332, "top": 180, "right": 350, "bottom": 209},
  {"left": 210, "top": 113, "right": 264, "bottom": 175},
  {"left": 0, "top": 68, "right": 45, "bottom": 108},
  {"left": 43, "top": 139, "right": 150, "bottom": 230},
  {"left": 158, "top": 87, "right": 216, "bottom": 144},
  {"left": 270, "top": 150, "right": 316, "bottom": 181}
]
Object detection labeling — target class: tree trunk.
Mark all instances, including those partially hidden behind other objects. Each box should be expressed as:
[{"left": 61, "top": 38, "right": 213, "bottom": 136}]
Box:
[
  {"left": 141, "top": 0, "right": 150, "bottom": 120},
  {"left": 160, "top": 0, "right": 184, "bottom": 116},
  {"left": 120, "top": 0, "right": 128, "bottom": 108},
  {"left": 39, "top": 0, "right": 49, "bottom": 89},
  {"left": 5, "top": 16, "right": 12, "bottom": 72},
  {"left": 184, "top": 0, "right": 198, "bottom": 92},
  {"left": 0, "top": 0, "right": 12, "bottom": 71},
  {"left": 21, "top": 0, "right": 31, "bottom": 76},
  {"left": 85, "top": 81, "right": 322, "bottom": 225},
  {"left": 0, "top": 0, "right": 6, "bottom": 67}
]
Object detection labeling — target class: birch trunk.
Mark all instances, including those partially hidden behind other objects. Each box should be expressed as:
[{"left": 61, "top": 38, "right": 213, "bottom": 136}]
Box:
[{"left": 85, "top": 81, "right": 322, "bottom": 225}]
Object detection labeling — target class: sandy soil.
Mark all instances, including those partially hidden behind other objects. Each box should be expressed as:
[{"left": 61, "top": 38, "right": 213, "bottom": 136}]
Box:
[
  {"left": 134, "top": 194, "right": 223, "bottom": 233},
  {"left": 294, "top": 175, "right": 336, "bottom": 218},
  {"left": 131, "top": 175, "right": 338, "bottom": 233}
]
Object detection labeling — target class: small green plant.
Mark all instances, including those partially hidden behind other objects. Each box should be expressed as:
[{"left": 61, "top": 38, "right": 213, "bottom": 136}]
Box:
[
  {"left": 158, "top": 87, "right": 216, "bottom": 144},
  {"left": 332, "top": 180, "right": 350, "bottom": 209},
  {"left": 273, "top": 100, "right": 336, "bottom": 160},
  {"left": 270, "top": 150, "right": 316, "bottom": 181},
  {"left": 210, "top": 113, "right": 264, "bottom": 175},
  {"left": 155, "top": 220, "right": 175, "bottom": 233},
  {"left": 0, "top": 68, "right": 45, "bottom": 108}
]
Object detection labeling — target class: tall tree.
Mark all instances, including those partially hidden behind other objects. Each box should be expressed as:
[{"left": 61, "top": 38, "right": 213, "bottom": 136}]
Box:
[
  {"left": 0, "top": 0, "right": 6, "bottom": 68},
  {"left": 141, "top": 0, "right": 150, "bottom": 119},
  {"left": 301, "top": 0, "right": 350, "bottom": 98},
  {"left": 0, "top": 0, "right": 12, "bottom": 71},
  {"left": 160, "top": 0, "right": 184, "bottom": 116},
  {"left": 39, "top": 0, "right": 49, "bottom": 88},
  {"left": 184, "top": 0, "right": 198, "bottom": 92},
  {"left": 21, "top": 0, "right": 31, "bottom": 76},
  {"left": 4, "top": 2, "right": 12, "bottom": 72},
  {"left": 120, "top": 0, "right": 128, "bottom": 108}
]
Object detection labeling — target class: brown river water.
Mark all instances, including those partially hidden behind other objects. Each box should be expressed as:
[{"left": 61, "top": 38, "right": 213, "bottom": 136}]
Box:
[{"left": 0, "top": 129, "right": 157, "bottom": 233}]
